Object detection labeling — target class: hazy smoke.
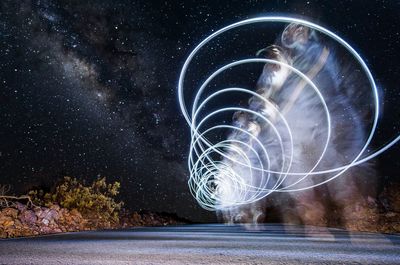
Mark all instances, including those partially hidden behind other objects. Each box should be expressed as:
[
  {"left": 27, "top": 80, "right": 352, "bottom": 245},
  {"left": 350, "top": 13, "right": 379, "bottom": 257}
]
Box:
[{"left": 217, "top": 23, "right": 378, "bottom": 228}]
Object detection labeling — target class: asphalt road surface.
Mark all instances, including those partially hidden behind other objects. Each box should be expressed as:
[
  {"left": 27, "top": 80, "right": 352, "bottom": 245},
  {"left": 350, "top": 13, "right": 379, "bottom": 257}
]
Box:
[{"left": 0, "top": 224, "right": 399, "bottom": 264}]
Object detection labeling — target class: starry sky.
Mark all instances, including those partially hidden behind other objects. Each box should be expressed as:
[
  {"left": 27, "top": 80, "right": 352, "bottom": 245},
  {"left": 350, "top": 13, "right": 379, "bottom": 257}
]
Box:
[{"left": 0, "top": 0, "right": 399, "bottom": 222}]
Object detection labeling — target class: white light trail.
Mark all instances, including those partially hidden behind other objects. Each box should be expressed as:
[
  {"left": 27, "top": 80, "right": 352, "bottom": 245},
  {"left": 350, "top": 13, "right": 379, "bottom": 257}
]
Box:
[{"left": 178, "top": 16, "right": 400, "bottom": 211}]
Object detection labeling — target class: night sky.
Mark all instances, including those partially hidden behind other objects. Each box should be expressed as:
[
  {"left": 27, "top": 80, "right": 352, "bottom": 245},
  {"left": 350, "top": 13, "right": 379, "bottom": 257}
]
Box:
[{"left": 0, "top": 0, "right": 399, "bottom": 222}]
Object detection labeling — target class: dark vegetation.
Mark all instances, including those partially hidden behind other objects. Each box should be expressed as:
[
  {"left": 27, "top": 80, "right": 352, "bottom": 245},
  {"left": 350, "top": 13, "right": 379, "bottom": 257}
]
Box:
[{"left": 0, "top": 177, "right": 186, "bottom": 238}]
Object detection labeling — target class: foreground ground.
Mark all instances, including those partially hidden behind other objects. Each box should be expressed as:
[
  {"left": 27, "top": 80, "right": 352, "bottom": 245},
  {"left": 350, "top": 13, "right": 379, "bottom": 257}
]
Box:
[{"left": 0, "top": 224, "right": 399, "bottom": 264}]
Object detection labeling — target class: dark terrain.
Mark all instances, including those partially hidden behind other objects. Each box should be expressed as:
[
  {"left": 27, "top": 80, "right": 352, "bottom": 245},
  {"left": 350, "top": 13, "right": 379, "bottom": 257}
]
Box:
[{"left": 0, "top": 224, "right": 399, "bottom": 264}]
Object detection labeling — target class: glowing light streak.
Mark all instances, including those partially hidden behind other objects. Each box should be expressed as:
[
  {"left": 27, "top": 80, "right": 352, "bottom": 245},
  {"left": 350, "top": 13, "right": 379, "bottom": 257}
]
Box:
[{"left": 178, "top": 16, "right": 400, "bottom": 211}]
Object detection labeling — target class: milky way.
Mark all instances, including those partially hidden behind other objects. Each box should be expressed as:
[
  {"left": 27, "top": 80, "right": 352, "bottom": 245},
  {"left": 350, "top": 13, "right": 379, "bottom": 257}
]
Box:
[
  {"left": 0, "top": 0, "right": 203, "bottom": 219},
  {"left": 0, "top": 0, "right": 399, "bottom": 222}
]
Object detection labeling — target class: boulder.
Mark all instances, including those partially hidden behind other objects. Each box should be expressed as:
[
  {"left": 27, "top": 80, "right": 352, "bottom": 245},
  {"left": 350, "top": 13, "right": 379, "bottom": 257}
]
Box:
[
  {"left": 19, "top": 209, "right": 37, "bottom": 225},
  {"left": 37, "top": 208, "right": 59, "bottom": 223},
  {"left": 0, "top": 215, "right": 14, "bottom": 226},
  {"left": 15, "top": 202, "right": 27, "bottom": 212},
  {"left": 34, "top": 208, "right": 43, "bottom": 218},
  {"left": 41, "top": 218, "right": 49, "bottom": 225},
  {"left": 2, "top": 208, "right": 18, "bottom": 218},
  {"left": 2, "top": 219, "right": 14, "bottom": 227}
]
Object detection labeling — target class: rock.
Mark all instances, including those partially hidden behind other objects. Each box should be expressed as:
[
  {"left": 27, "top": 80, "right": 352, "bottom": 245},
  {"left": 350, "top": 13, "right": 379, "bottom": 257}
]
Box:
[
  {"left": 70, "top": 209, "right": 82, "bottom": 220},
  {"left": 37, "top": 208, "right": 59, "bottom": 223},
  {"left": 19, "top": 209, "right": 37, "bottom": 225},
  {"left": 34, "top": 208, "right": 43, "bottom": 218},
  {"left": 2, "top": 220, "right": 14, "bottom": 227},
  {"left": 37, "top": 208, "right": 49, "bottom": 219},
  {"left": 2, "top": 208, "right": 18, "bottom": 218},
  {"left": 0, "top": 215, "right": 13, "bottom": 226},
  {"left": 49, "top": 209, "right": 59, "bottom": 221},
  {"left": 14, "top": 219, "right": 22, "bottom": 228},
  {"left": 385, "top": 212, "right": 397, "bottom": 218},
  {"left": 40, "top": 226, "right": 52, "bottom": 234},
  {"left": 0, "top": 229, "right": 7, "bottom": 238},
  {"left": 15, "top": 202, "right": 27, "bottom": 212},
  {"left": 0, "top": 202, "right": 187, "bottom": 238},
  {"left": 50, "top": 204, "right": 61, "bottom": 211}
]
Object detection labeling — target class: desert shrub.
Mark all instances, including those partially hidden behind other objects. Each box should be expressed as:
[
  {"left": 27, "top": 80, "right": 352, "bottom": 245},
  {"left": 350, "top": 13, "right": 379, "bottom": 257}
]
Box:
[
  {"left": 0, "top": 184, "right": 10, "bottom": 197},
  {"left": 0, "top": 184, "right": 34, "bottom": 208},
  {"left": 29, "top": 176, "right": 123, "bottom": 227}
]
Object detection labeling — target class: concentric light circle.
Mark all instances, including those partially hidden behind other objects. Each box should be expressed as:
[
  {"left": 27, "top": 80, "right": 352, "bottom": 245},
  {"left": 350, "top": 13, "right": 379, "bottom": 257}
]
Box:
[{"left": 178, "top": 16, "right": 400, "bottom": 211}]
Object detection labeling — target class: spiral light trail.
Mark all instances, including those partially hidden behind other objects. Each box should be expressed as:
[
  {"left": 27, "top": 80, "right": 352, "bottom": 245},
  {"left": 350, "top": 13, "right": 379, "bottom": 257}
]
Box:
[{"left": 178, "top": 16, "right": 400, "bottom": 211}]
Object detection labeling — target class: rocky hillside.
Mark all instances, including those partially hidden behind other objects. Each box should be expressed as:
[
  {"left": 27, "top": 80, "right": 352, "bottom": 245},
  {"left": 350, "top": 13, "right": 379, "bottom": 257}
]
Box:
[
  {"left": 0, "top": 176, "right": 187, "bottom": 238},
  {"left": 0, "top": 203, "right": 186, "bottom": 238}
]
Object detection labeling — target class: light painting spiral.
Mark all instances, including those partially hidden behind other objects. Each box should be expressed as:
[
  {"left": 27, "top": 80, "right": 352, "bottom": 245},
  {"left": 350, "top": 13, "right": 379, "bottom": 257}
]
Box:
[{"left": 178, "top": 16, "right": 400, "bottom": 211}]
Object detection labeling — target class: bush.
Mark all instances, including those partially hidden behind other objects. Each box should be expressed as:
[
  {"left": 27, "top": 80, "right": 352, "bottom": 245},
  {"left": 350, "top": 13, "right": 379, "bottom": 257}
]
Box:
[{"left": 28, "top": 176, "right": 123, "bottom": 227}]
